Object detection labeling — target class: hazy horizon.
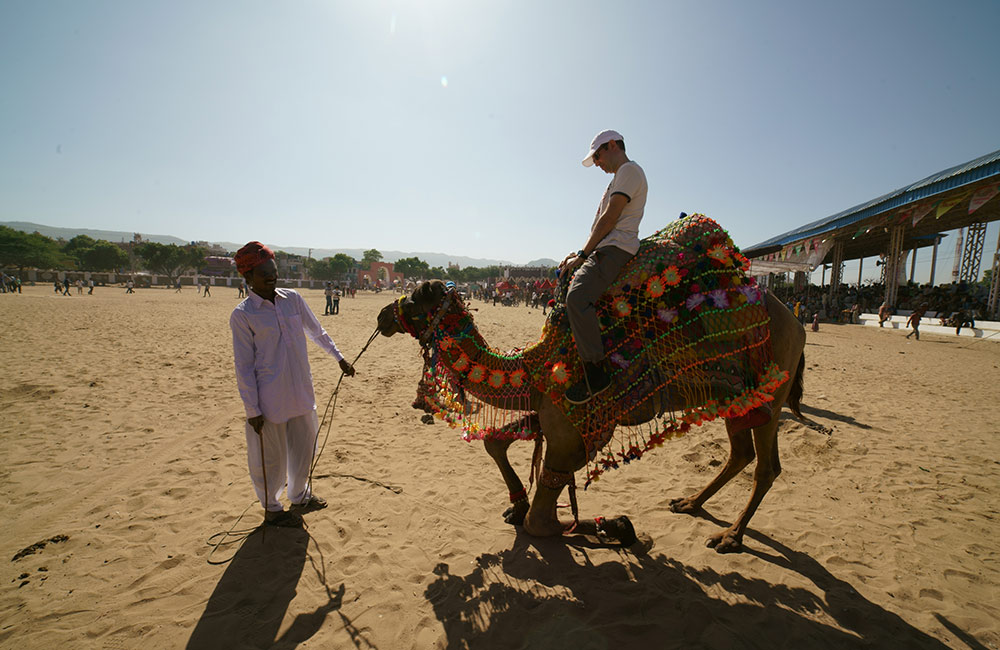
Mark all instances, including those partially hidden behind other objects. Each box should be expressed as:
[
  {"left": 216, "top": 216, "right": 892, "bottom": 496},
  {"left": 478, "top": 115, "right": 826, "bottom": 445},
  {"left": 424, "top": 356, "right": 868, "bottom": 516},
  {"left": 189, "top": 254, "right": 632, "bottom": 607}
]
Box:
[{"left": 2, "top": 1, "right": 998, "bottom": 278}]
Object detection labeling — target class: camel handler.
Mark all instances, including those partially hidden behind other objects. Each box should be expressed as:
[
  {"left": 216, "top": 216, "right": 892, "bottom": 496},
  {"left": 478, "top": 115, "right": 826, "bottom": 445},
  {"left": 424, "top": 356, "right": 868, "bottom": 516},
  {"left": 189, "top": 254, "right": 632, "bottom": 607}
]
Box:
[
  {"left": 559, "top": 129, "right": 647, "bottom": 404},
  {"left": 230, "top": 241, "right": 356, "bottom": 528}
]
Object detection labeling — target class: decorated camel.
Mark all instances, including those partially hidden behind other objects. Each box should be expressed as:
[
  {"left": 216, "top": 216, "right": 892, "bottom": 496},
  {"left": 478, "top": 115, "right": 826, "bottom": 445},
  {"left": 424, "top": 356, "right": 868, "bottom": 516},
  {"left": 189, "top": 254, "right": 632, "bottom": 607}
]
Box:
[{"left": 376, "top": 215, "right": 806, "bottom": 552}]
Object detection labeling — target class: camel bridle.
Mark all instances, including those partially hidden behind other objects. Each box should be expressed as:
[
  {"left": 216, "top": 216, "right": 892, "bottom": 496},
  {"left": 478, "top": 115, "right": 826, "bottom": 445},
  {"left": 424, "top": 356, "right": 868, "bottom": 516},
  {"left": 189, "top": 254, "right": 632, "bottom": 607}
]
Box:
[{"left": 394, "top": 289, "right": 454, "bottom": 348}]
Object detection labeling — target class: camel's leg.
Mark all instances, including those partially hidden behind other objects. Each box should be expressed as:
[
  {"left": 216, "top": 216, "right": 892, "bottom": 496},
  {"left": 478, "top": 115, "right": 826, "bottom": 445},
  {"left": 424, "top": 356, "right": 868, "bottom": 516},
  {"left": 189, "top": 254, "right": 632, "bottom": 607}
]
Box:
[
  {"left": 706, "top": 416, "right": 782, "bottom": 553},
  {"left": 522, "top": 402, "right": 587, "bottom": 537},
  {"left": 669, "top": 419, "right": 755, "bottom": 514},
  {"left": 484, "top": 413, "right": 540, "bottom": 525}
]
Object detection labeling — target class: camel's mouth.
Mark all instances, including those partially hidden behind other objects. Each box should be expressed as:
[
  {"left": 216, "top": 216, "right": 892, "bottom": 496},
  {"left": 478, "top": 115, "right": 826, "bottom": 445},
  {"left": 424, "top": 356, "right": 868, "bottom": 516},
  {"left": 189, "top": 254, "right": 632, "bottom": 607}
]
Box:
[{"left": 376, "top": 302, "right": 400, "bottom": 336}]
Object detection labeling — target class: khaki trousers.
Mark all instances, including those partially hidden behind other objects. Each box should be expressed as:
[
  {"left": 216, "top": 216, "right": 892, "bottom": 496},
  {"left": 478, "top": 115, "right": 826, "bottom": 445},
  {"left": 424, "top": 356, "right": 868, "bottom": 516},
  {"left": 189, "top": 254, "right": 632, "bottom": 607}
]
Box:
[{"left": 566, "top": 246, "right": 633, "bottom": 363}]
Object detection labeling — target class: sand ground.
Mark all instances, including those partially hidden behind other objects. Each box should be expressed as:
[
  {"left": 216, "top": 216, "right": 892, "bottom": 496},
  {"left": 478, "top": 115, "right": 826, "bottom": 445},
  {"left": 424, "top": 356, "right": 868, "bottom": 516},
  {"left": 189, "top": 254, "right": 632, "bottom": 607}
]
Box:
[{"left": 1, "top": 283, "right": 998, "bottom": 649}]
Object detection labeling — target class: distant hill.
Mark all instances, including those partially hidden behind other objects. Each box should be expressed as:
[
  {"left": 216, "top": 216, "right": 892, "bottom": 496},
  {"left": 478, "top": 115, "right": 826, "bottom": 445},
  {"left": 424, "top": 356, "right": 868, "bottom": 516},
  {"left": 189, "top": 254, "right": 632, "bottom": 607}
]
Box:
[{"left": 0, "top": 221, "right": 556, "bottom": 269}]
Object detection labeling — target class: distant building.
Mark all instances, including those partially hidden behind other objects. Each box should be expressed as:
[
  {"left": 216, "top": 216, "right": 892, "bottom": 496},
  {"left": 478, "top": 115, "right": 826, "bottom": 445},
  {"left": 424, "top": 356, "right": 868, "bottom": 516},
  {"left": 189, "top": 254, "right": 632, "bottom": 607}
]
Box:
[
  {"left": 201, "top": 256, "right": 235, "bottom": 276},
  {"left": 275, "top": 251, "right": 308, "bottom": 280},
  {"left": 357, "top": 261, "right": 403, "bottom": 289}
]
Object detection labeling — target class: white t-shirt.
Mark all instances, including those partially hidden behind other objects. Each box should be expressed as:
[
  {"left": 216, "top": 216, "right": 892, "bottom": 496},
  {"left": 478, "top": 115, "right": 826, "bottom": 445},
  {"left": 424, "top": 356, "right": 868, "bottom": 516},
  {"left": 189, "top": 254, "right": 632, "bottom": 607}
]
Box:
[{"left": 590, "top": 160, "right": 647, "bottom": 255}]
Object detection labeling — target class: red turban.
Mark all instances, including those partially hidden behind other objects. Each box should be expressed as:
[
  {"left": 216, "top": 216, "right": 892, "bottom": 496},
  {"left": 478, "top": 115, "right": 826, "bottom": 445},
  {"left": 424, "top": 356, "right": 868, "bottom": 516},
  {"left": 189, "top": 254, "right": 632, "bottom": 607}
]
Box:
[{"left": 235, "top": 241, "right": 275, "bottom": 275}]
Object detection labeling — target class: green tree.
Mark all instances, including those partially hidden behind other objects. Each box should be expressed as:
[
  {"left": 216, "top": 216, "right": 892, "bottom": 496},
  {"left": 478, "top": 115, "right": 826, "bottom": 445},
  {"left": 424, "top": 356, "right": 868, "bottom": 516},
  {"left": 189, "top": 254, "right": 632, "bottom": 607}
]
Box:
[
  {"left": 330, "top": 253, "right": 356, "bottom": 275},
  {"left": 0, "top": 226, "right": 71, "bottom": 270},
  {"left": 362, "top": 249, "right": 383, "bottom": 267},
  {"left": 393, "top": 256, "right": 430, "bottom": 279},
  {"left": 136, "top": 242, "right": 207, "bottom": 284},
  {"left": 306, "top": 254, "right": 357, "bottom": 281},
  {"left": 63, "top": 234, "right": 98, "bottom": 267},
  {"left": 428, "top": 266, "right": 446, "bottom": 279},
  {"left": 82, "top": 240, "right": 129, "bottom": 272},
  {"left": 306, "top": 257, "right": 336, "bottom": 282}
]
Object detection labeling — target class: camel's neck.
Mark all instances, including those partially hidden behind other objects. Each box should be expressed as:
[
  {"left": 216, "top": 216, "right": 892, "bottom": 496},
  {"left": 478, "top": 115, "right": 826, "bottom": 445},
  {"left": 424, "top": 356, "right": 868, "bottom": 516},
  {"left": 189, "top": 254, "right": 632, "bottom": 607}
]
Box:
[{"left": 424, "top": 303, "right": 531, "bottom": 408}]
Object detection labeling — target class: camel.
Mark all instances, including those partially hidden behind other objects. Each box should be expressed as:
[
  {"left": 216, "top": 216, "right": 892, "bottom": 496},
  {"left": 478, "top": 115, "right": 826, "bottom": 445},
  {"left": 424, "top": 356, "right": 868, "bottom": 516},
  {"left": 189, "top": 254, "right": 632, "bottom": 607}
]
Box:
[{"left": 376, "top": 224, "right": 806, "bottom": 553}]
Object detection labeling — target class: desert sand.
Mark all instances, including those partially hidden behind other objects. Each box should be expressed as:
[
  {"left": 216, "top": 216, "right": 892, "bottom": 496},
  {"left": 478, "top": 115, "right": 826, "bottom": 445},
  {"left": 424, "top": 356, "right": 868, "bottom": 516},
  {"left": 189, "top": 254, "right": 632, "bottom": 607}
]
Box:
[{"left": 1, "top": 283, "right": 998, "bottom": 649}]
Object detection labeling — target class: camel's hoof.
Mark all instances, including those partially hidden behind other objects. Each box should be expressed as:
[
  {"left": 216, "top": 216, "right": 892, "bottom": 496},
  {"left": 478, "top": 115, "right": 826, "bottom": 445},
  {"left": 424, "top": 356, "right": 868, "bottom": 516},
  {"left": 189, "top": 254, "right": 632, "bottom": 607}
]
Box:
[
  {"left": 706, "top": 531, "right": 743, "bottom": 554},
  {"left": 669, "top": 497, "right": 700, "bottom": 514},
  {"left": 599, "top": 516, "right": 637, "bottom": 547},
  {"left": 502, "top": 502, "right": 528, "bottom": 526}
]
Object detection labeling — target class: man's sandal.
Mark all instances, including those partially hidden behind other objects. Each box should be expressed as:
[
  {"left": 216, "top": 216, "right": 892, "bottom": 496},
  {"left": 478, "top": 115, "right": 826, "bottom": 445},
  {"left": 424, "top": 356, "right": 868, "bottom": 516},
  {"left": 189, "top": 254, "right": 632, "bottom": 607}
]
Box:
[{"left": 291, "top": 495, "right": 327, "bottom": 512}]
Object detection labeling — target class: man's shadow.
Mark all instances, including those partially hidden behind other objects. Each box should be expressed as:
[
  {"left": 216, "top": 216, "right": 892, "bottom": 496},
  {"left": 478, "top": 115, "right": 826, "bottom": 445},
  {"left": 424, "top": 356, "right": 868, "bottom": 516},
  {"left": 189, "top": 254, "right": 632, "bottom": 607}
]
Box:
[
  {"left": 187, "top": 524, "right": 348, "bottom": 650},
  {"left": 425, "top": 522, "right": 964, "bottom": 650}
]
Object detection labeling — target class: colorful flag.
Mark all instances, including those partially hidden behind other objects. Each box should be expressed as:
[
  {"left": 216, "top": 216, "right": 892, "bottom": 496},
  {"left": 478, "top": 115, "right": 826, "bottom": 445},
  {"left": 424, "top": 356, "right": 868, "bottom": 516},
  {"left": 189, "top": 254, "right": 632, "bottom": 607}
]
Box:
[
  {"left": 936, "top": 195, "right": 964, "bottom": 218},
  {"left": 911, "top": 202, "right": 934, "bottom": 226},
  {"left": 969, "top": 183, "right": 999, "bottom": 214}
]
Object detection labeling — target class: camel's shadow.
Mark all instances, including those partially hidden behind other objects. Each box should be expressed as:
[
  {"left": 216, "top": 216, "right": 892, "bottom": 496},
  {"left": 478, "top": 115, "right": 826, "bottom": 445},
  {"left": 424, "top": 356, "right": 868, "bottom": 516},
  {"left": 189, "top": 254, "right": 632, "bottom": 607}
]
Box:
[
  {"left": 187, "top": 524, "right": 364, "bottom": 650},
  {"left": 425, "top": 524, "right": 954, "bottom": 650}
]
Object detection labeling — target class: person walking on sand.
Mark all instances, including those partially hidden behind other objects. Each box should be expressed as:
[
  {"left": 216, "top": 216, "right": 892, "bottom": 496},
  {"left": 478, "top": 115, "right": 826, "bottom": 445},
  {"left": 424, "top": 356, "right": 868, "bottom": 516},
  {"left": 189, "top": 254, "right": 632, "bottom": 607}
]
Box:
[
  {"left": 230, "top": 241, "right": 356, "bottom": 528},
  {"left": 125, "top": 279, "right": 135, "bottom": 294},
  {"left": 878, "top": 301, "right": 891, "bottom": 327},
  {"left": 559, "top": 130, "right": 647, "bottom": 404},
  {"left": 203, "top": 280, "right": 211, "bottom": 297},
  {"left": 906, "top": 303, "right": 928, "bottom": 340}
]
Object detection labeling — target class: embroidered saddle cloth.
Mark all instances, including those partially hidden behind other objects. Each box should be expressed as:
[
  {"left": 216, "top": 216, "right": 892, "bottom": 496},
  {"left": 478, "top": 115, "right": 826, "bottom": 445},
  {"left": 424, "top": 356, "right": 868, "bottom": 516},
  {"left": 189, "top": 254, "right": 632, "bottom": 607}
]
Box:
[{"left": 520, "top": 214, "right": 788, "bottom": 470}]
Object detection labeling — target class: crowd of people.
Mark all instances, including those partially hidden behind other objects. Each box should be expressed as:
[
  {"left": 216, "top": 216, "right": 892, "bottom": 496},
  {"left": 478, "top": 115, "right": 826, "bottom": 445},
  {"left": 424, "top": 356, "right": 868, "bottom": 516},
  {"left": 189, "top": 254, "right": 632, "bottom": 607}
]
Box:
[{"left": 774, "top": 278, "right": 993, "bottom": 326}]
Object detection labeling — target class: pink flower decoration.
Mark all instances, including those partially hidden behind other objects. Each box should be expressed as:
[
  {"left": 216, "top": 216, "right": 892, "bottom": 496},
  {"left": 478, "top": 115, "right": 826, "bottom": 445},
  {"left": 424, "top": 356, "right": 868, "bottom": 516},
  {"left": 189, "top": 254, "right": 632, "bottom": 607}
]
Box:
[
  {"left": 739, "top": 285, "right": 761, "bottom": 304},
  {"left": 658, "top": 308, "right": 678, "bottom": 323},
  {"left": 609, "top": 352, "right": 628, "bottom": 369},
  {"left": 686, "top": 293, "right": 706, "bottom": 310},
  {"left": 708, "top": 289, "right": 730, "bottom": 308}
]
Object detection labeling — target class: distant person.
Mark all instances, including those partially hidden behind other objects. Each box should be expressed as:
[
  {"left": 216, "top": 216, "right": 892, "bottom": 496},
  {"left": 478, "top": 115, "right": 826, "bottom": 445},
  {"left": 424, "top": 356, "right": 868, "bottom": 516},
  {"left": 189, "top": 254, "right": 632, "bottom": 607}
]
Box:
[
  {"left": 324, "top": 282, "right": 334, "bottom": 315},
  {"left": 175, "top": 279, "right": 182, "bottom": 293},
  {"left": 54, "top": 280, "right": 61, "bottom": 294},
  {"left": 230, "top": 241, "right": 356, "bottom": 527},
  {"left": 332, "top": 286, "right": 341, "bottom": 315},
  {"left": 62, "top": 277, "right": 72, "bottom": 296},
  {"left": 878, "top": 301, "right": 891, "bottom": 328},
  {"left": 203, "top": 280, "right": 211, "bottom": 297},
  {"left": 952, "top": 309, "right": 975, "bottom": 336},
  {"left": 88, "top": 279, "right": 95, "bottom": 295},
  {"left": 75, "top": 279, "right": 83, "bottom": 294},
  {"left": 125, "top": 279, "right": 135, "bottom": 294},
  {"left": 906, "top": 303, "right": 928, "bottom": 340},
  {"left": 237, "top": 279, "right": 246, "bottom": 299}
]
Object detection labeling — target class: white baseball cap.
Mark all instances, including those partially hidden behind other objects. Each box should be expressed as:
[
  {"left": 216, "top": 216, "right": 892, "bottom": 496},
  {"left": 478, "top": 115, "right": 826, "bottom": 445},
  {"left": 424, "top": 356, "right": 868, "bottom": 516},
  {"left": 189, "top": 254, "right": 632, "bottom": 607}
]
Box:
[{"left": 582, "top": 129, "right": 623, "bottom": 167}]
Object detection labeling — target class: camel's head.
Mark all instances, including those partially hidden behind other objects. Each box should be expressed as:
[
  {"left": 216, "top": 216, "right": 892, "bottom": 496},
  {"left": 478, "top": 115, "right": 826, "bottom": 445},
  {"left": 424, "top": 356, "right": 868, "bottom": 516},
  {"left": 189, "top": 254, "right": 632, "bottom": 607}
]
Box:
[{"left": 376, "top": 279, "right": 450, "bottom": 341}]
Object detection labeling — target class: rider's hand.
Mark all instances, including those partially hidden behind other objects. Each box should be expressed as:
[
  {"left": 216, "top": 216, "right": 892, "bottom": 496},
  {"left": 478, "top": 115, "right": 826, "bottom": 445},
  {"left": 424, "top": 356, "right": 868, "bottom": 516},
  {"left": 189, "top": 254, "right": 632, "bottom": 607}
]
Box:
[{"left": 559, "top": 252, "right": 583, "bottom": 272}]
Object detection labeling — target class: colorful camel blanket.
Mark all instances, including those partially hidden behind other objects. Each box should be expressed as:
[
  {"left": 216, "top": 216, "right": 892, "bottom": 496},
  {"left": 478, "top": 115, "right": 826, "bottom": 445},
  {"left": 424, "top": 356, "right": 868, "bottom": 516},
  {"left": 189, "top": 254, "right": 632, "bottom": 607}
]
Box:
[
  {"left": 415, "top": 215, "right": 787, "bottom": 487},
  {"left": 519, "top": 214, "right": 787, "bottom": 485}
]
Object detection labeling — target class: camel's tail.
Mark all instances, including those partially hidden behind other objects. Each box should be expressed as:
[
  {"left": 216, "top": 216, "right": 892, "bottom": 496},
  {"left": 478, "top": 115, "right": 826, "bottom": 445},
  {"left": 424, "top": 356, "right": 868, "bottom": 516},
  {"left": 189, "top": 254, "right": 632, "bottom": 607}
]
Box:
[{"left": 786, "top": 352, "right": 805, "bottom": 419}]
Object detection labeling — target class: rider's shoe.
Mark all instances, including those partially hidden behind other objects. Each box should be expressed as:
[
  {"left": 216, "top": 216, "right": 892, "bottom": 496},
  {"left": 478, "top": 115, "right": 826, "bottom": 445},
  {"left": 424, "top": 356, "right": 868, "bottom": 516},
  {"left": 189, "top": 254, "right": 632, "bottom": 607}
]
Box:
[{"left": 565, "top": 360, "right": 611, "bottom": 405}]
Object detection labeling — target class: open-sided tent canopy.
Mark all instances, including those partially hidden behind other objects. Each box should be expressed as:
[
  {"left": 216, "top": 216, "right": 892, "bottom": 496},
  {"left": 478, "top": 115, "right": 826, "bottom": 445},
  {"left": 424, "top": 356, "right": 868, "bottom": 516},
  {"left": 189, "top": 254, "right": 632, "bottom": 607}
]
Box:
[{"left": 744, "top": 148, "right": 1000, "bottom": 268}]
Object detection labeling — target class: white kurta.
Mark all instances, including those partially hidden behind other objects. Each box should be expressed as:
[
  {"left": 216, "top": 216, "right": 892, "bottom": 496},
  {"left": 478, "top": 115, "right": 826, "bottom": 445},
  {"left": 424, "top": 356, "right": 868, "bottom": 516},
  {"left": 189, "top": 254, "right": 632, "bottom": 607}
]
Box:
[{"left": 230, "top": 288, "right": 344, "bottom": 511}]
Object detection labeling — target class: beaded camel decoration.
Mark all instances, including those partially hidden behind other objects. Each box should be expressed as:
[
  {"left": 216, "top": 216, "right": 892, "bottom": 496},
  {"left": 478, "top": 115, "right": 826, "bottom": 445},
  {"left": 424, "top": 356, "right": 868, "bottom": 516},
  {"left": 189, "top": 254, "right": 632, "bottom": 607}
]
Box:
[{"left": 377, "top": 215, "right": 806, "bottom": 552}]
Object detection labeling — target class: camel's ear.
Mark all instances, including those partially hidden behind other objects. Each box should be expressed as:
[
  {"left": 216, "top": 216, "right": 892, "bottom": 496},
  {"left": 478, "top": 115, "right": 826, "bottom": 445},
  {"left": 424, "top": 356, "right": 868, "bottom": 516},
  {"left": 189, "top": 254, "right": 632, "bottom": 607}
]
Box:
[{"left": 413, "top": 280, "right": 445, "bottom": 311}]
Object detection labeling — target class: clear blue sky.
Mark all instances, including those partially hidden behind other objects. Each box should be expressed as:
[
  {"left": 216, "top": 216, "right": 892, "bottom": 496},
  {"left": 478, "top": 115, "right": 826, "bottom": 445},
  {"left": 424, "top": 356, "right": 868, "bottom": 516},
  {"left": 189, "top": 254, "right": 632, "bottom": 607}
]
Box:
[{"left": 2, "top": 0, "right": 998, "bottom": 276}]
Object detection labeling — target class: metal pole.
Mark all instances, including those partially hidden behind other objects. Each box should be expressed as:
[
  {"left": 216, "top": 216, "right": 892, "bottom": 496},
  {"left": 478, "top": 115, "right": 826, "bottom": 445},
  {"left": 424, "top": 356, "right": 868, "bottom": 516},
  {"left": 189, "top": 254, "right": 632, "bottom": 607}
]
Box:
[
  {"left": 929, "top": 236, "right": 939, "bottom": 286},
  {"left": 909, "top": 248, "right": 917, "bottom": 283}
]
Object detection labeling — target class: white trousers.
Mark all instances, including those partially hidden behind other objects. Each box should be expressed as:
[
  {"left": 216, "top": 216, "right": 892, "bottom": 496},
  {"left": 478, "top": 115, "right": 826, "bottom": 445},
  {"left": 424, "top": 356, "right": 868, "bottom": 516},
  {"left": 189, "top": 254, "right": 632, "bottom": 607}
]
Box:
[{"left": 245, "top": 410, "right": 319, "bottom": 512}]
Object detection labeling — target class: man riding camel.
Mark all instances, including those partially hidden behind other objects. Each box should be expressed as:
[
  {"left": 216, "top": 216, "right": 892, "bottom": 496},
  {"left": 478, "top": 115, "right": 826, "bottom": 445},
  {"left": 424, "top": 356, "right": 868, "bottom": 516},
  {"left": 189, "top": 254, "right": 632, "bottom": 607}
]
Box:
[{"left": 559, "top": 130, "right": 647, "bottom": 404}]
